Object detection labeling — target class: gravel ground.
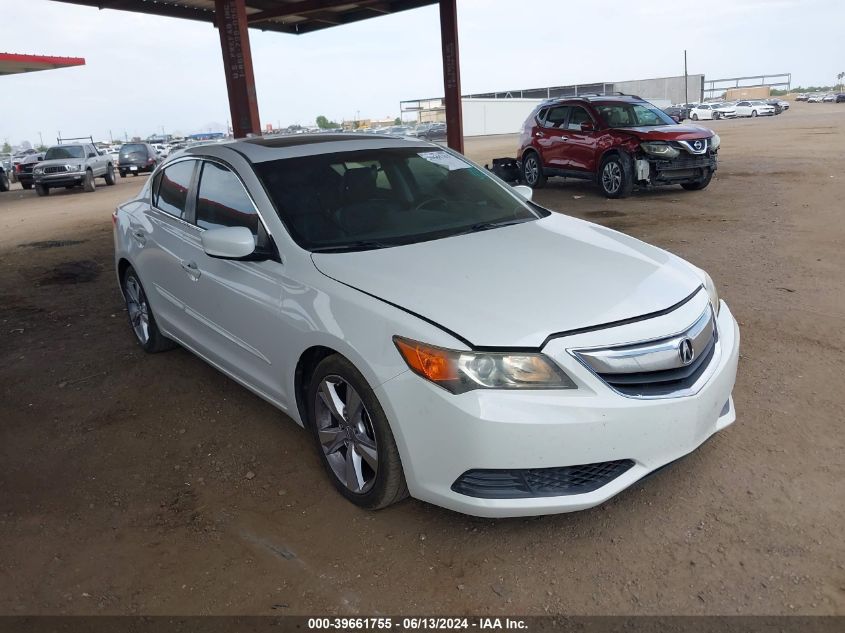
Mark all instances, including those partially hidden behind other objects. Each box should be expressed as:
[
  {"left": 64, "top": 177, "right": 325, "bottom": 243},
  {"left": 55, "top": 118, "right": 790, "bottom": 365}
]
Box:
[{"left": 0, "top": 103, "right": 843, "bottom": 615}]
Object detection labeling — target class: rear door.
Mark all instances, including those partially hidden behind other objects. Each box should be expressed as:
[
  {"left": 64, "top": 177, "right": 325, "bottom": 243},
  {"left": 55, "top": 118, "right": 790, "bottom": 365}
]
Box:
[
  {"left": 175, "top": 159, "right": 287, "bottom": 401},
  {"left": 130, "top": 159, "right": 200, "bottom": 338},
  {"left": 536, "top": 105, "right": 571, "bottom": 169},
  {"left": 561, "top": 105, "right": 599, "bottom": 173}
]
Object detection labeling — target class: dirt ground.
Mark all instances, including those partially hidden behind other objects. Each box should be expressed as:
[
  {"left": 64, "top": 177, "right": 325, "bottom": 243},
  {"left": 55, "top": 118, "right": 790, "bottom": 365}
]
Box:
[{"left": 1, "top": 103, "right": 843, "bottom": 616}]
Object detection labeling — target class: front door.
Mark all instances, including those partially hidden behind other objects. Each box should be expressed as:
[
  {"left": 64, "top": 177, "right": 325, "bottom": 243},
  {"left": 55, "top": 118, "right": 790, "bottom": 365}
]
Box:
[
  {"left": 176, "top": 160, "right": 288, "bottom": 403},
  {"left": 561, "top": 106, "right": 600, "bottom": 173}
]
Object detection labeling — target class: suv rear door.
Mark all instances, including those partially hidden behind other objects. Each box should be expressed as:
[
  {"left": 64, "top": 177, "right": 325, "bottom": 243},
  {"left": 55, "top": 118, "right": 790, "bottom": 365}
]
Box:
[{"left": 535, "top": 104, "right": 571, "bottom": 169}]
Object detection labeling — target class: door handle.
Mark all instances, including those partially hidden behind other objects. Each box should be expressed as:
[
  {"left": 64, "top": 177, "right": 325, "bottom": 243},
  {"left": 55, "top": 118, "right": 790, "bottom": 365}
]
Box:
[
  {"left": 557, "top": 136, "right": 569, "bottom": 142},
  {"left": 180, "top": 260, "right": 201, "bottom": 281},
  {"left": 131, "top": 230, "right": 146, "bottom": 246}
]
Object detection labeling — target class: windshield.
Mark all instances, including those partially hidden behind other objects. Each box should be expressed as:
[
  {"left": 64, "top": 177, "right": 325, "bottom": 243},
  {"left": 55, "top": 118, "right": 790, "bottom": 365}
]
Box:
[
  {"left": 44, "top": 146, "right": 84, "bottom": 160},
  {"left": 594, "top": 103, "right": 676, "bottom": 128},
  {"left": 254, "top": 147, "right": 542, "bottom": 252}
]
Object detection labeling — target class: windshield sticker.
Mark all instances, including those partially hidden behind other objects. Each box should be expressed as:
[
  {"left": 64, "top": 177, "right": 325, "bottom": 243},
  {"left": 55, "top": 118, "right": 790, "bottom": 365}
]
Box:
[{"left": 417, "top": 151, "right": 469, "bottom": 171}]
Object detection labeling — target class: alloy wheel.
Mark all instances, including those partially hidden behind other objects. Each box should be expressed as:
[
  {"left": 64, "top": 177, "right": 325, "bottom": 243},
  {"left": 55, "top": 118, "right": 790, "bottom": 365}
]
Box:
[
  {"left": 314, "top": 376, "right": 379, "bottom": 494},
  {"left": 124, "top": 274, "right": 150, "bottom": 344},
  {"left": 524, "top": 156, "right": 539, "bottom": 186},
  {"left": 602, "top": 161, "right": 622, "bottom": 194}
]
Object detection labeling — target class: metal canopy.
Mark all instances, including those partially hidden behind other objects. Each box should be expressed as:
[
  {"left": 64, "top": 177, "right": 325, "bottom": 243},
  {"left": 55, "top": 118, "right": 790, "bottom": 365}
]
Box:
[
  {"left": 51, "top": 0, "right": 439, "bottom": 35},
  {"left": 0, "top": 52, "right": 85, "bottom": 76}
]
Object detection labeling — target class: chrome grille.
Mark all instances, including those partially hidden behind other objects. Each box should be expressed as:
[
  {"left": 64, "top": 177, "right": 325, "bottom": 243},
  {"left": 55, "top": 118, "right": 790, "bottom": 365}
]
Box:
[
  {"left": 44, "top": 165, "right": 69, "bottom": 174},
  {"left": 573, "top": 307, "right": 718, "bottom": 398}
]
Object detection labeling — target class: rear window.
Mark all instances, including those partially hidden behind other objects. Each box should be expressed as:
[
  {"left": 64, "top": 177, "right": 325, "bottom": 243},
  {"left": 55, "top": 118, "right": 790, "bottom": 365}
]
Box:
[{"left": 120, "top": 144, "right": 147, "bottom": 156}]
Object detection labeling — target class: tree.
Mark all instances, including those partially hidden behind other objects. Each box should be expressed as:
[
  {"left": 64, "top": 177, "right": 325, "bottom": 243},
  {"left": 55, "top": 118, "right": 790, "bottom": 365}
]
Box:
[
  {"left": 1, "top": 141, "right": 11, "bottom": 154},
  {"left": 315, "top": 115, "right": 339, "bottom": 129},
  {"left": 838, "top": 72, "right": 844, "bottom": 92},
  {"left": 394, "top": 117, "right": 401, "bottom": 125}
]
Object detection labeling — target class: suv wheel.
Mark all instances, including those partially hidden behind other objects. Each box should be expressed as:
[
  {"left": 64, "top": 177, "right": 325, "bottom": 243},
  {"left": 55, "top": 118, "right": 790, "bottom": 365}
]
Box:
[
  {"left": 104, "top": 164, "right": 116, "bottom": 186},
  {"left": 599, "top": 153, "right": 633, "bottom": 198},
  {"left": 681, "top": 170, "right": 714, "bottom": 191},
  {"left": 522, "top": 152, "right": 546, "bottom": 189},
  {"left": 82, "top": 170, "right": 96, "bottom": 192},
  {"left": 307, "top": 355, "right": 408, "bottom": 510}
]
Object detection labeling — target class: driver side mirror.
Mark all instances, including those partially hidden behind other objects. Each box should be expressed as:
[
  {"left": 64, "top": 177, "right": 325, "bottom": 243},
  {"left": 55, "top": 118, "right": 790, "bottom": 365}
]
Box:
[
  {"left": 579, "top": 121, "right": 595, "bottom": 132},
  {"left": 201, "top": 226, "right": 256, "bottom": 260},
  {"left": 87, "top": 152, "right": 96, "bottom": 158},
  {"left": 512, "top": 184, "right": 533, "bottom": 201}
]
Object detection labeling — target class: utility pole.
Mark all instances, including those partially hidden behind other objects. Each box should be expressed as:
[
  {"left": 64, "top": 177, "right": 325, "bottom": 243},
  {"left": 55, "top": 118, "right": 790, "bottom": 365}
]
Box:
[
  {"left": 38, "top": 131, "right": 43, "bottom": 148},
  {"left": 684, "top": 50, "right": 689, "bottom": 105}
]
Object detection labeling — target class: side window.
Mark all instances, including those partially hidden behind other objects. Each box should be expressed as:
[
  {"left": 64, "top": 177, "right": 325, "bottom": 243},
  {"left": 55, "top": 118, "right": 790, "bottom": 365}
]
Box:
[
  {"left": 153, "top": 160, "right": 195, "bottom": 219},
  {"left": 195, "top": 162, "right": 259, "bottom": 237},
  {"left": 536, "top": 107, "right": 549, "bottom": 125},
  {"left": 544, "top": 106, "right": 570, "bottom": 128},
  {"left": 567, "top": 107, "right": 592, "bottom": 131}
]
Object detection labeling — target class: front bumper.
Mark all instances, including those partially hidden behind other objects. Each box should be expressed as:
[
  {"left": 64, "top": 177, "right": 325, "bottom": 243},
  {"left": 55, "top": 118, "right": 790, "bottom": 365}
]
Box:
[
  {"left": 34, "top": 172, "right": 85, "bottom": 187},
  {"left": 377, "top": 293, "right": 740, "bottom": 517},
  {"left": 646, "top": 153, "right": 717, "bottom": 184}
]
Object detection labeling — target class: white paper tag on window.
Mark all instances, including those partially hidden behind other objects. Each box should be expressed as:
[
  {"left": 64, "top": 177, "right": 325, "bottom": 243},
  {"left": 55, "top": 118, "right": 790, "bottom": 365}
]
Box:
[{"left": 418, "top": 151, "right": 469, "bottom": 171}]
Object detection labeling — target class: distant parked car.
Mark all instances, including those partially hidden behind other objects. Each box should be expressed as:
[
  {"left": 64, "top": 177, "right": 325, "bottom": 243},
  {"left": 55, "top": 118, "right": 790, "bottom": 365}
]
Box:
[
  {"left": 32, "top": 143, "right": 115, "bottom": 196},
  {"left": 418, "top": 122, "right": 447, "bottom": 141},
  {"left": 0, "top": 161, "right": 9, "bottom": 192},
  {"left": 689, "top": 104, "right": 730, "bottom": 120},
  {"left": 734, "top": 100, "right": 775, "bottom": 117},
  {"left": 807, "top": 94, "right": 823, "bottom": 103},
  {"left": 118, "top": 143, "right": 159, "bottom": 177},
  {"left": 662, "top": 105, "right": 688, "bottom": 121},
  {"left": 711, "top": 103, "right": 737, "bottom": 119},
  {"left": 765, "top": 99, "right": 789, "bottom": 113},
  {"left": 822, "top": 93, "right": 836, "bottom": 103},
  {"left": 835, "top": 94, "right": 845, "bottom": 103},
  {"left": 795, "top": 93, "right": 808, "bottom": 101},
  {"left": 14, "top": 152, "right": 44, "bottom": 189}
]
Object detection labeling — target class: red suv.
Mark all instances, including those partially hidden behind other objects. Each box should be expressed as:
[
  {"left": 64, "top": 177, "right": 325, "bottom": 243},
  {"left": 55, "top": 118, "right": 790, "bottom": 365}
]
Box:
[{"left": 517, "top": 94, "right": 719, "bottom": 198}]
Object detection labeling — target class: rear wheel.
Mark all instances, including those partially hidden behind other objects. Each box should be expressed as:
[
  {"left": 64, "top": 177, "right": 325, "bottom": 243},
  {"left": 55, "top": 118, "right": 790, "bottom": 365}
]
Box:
[
  {"left": 83, "top": 170, "right": 96, "bottom": 192},
  {"left": 0, "top": 172, "right": 9, "bottom": 192},
  {"left": 104, "top": 164, "right": 116, "bottom": 185},
  {"left": 599, "top": 152, "right": 634, "bottom": 198},
  {"left": 521, "top": 151, "right": 546, "bottom": 189},
  {"left": 681, "top": 170, "right": 714, "bottom": 191},
  {"left": 35, "top": 184, "right": 49, "bottom": 196},
  {"left": 119, "top": 170, "right": 126, "bottom": 178},
  {"left": 307, "top": 355, "right": 408, "bottom": 510},
  {"left": 691, "top": 113, "right": 699, "bottom": 120},
  {"left": 121, "top": 266, "right": 175, "bottom": 353}
]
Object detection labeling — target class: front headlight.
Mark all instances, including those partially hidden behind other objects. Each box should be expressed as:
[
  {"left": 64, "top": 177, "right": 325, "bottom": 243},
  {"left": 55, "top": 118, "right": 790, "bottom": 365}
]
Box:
[
  {"left": 394, "top": 336, "right": 576, "bottom": 394},
  {"left": 702, "top": 270, "right": 720, "bottom": 315},
  {"left": 640, "top": 142, "right": 680, "bottom": 158},
  {"left": 710, "top": 133, "right": 721, "bottom": 150},
  {"left": 33, "top": 167, "right": 43, "bottom": 174}
]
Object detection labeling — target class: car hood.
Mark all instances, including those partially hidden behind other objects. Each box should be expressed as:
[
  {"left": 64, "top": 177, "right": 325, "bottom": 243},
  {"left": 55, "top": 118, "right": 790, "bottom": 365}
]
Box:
[
  {"left": 38, "top": 158, "right": 85, "bottom": 167},
  {"left": 311, "top": 214, "right": 703, "bottom": 348},
  {"left": 615, "top": 124, "right": 713, "bottom": 141}
]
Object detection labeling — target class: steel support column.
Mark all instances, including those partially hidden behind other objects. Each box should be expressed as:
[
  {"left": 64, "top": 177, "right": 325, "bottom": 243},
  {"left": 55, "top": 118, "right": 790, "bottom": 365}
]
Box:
[
  {"left": 215, "top": 0, "right": 260, "bottom": 138},
  {"left": 438, "top": 0, "right": 463, "bottom": 153}
]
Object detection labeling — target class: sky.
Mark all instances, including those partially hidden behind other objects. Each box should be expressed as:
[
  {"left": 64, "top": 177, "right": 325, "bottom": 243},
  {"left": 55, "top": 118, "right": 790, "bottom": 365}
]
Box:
[{"left": 1, "top": 0, "right": 843, "bottom": 146}]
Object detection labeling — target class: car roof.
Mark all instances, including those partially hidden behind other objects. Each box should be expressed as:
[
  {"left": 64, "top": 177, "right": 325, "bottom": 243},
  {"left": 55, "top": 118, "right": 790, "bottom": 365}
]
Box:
[
  {"left": 539, "top": 94, "right": 645, "bottom": 107},
  {"left": 178, "top": 133, "right": 443, "bottom": 164}
]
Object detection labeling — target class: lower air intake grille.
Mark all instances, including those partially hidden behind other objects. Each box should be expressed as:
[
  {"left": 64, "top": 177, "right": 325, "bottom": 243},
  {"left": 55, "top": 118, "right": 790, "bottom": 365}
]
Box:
[{"left": 451, "top": 459, "right": 635, "bottom": 499}]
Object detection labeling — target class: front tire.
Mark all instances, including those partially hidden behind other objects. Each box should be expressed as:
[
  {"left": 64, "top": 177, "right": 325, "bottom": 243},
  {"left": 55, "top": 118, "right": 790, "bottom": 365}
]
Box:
[
  {"left": 521, "top": 151, "right": 546, "bottom": 189},
  {"left": 713, "top": 112, "right": 721, "bottom": 120},
  {"left": 21, "top": 182, "right": 32, "bottom": 190},
  {"left": 104, "top": 164, "right": 116, "bottom": 185},
  {"left": 307, "top": 355, "right": 408, "bottom": 510},
  {"left": 692, "top": 113, "right": 699, "bottom": 120},
  {"left": 751, "top": 110, "right": 758, "bottom": 117},
  {"left": 35, "top": 184, "right": 49, "bottom": 197},
  {"left": 83, "top": 170, "right": 96, "bottom": 192},
  {"left": 598, "top": 152, "right": 634, "bottom": 198},
  {"left": 121, "top": 266, "right": 175, "bottom": 353},
  {"left": 681, "top": 170, "right": 714, "bottom": 191}
]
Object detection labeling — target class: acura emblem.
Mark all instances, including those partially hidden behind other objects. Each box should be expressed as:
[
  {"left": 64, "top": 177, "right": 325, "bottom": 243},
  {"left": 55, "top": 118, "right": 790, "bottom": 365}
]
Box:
[
  {"left": 679, "top": 338, "right": 695, "bottom": 365},
  {"left": 692, "top": 140, "right": 703, "bottom": 151}
]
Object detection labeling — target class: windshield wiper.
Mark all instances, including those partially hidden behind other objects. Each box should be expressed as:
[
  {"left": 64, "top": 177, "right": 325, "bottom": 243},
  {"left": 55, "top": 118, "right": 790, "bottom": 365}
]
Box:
[
  {"left": 310, "top": 240, "right": 398, "bottom": 253},
  {"left": 457, "top": 218, "right": 533, "bottom": 236}
]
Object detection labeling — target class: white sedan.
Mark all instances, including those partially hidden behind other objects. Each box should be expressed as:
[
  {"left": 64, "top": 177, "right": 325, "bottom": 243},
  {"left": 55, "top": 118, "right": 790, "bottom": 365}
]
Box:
[
  {"left": 113, "top": 135, "right": 740, "bottom": 517},
  {"left": 734, "top": 100, "right": 776, "bottom": 117},
  {"left": 690, "top": 103, "right": 736, "bottom": 120}
]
